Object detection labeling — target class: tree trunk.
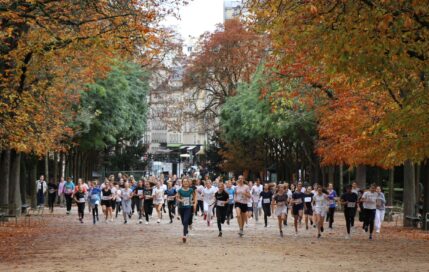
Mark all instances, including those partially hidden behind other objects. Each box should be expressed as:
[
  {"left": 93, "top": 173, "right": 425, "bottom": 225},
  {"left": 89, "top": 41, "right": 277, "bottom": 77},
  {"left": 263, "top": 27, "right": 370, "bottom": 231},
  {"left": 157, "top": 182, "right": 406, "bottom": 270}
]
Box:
[
  {"left": 328, "top": 166, "right": 335, "bottom": 184},
  {"left": 0, "top": 150, "right": 11, "bottom": 206},
  {"left": 29, "top": 159, "right": 37, "bottom": 207},
  {"left": 356, "top": 165, "right": 366, "bottom": 189},
  {"left": 53, "top": 152, "right": 58, "bottom": 183},
  {"left": 45, "top": 152, "right": 49, "bottom": 181},
  {"left": 421, "top": 160, "right": 429, "bottom": 230},
  {"left": 339, "top": 163, "right": 344, "bottom": 193},
  {"left": 403, "top": 160, "right": 416, "bottom": 227},
  {"left": 9, "top": 151, "right": 22, "bottom": 212},
  {"left": 388, "top": 168, "right": 394, "bottom": 206},
  {"left": 20, "top": 154, "right": 27, "bottom": 205},
  {"left": 416, "top": 163, "right": 421, "bottom": 201}
]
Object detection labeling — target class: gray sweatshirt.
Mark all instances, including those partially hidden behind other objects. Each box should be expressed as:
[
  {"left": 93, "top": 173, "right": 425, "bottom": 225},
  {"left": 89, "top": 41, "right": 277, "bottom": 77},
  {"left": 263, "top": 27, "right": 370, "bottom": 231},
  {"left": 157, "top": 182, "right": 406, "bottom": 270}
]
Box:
[{"left": 376, "top": 192, "right": 386, "bottom": 210}]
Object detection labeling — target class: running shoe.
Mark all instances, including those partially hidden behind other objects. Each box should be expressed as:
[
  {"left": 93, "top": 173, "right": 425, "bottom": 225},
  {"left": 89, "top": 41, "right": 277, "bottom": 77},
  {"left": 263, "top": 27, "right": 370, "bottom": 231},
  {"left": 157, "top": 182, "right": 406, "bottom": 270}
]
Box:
[
  {"left": 345, "top": 234, "right": 351, "bottom": 239},
  {"left": 157, "top": 219, "right": 160, "bottom": 224},
  {"left": 369, "top": 235, "right": 373, "bottom": 240},
  {"left": 124, "top": 220, "right": 127, "bottom": 224},
  {"left": 204, "top": 214, "right": 207, "bottom": 220},
  {"left": 280, "top": 230, "right": 283, "bottom": 237},
  {"left": 218, "top": 232, "right": 222, "bottom": 237},
  {"left": 317, "top": 234, "right": 321, "bottom": 239},
  {"left": 182, "top": 236, "right": 187, "bottom": 243},
  {"left": 238, "top": 229, "right": 244, "bottom": 237},
  {"left": 139, "top": 219, "right": 143, "bottom": 224},
  {"left": 145, "top": 221, "right": 149, "bottom": 225}
]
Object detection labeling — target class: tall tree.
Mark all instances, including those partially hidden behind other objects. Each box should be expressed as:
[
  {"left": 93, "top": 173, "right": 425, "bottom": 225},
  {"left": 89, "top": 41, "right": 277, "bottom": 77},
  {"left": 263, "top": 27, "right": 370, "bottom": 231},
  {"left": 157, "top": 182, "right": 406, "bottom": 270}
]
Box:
[{"left": 184, "top": 18, "right": 264, "bottom": 117}]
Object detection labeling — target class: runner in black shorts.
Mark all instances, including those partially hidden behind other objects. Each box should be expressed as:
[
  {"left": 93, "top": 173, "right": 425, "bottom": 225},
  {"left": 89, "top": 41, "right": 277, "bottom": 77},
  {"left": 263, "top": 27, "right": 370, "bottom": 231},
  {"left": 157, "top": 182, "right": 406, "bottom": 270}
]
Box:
[
  {"left": 101, "top": 183, "right": 113, "bottom": 222},
  {"left": 260, "top": 184, "right": 273, "bottom": 228},
  {"left": 292, "top": 182, "right": 305, "bottom": 235},
  {"left": 234, "top": 175, "right": 251, "bottom": 237},
  {"left": 304, "top": 186, "right": 314, "bottom": 230}
]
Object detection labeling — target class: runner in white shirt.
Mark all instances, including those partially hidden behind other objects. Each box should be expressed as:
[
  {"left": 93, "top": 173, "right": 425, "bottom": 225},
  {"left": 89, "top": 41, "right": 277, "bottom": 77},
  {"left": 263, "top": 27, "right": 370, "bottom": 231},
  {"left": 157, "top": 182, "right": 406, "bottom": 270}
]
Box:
[
  {"left": 313, "top": 186, "right": 328, "bottom": 238},
  {"left": 195, "top": 180, "right": 205, "bottom": 216},
  {"left": 202, "top": 180, "right": 218, "bottom": 227},
  {"left": 152, "top": 181, "right": 165, "bottom": 223},
  {"left": 361, "top": 184, "right": 378, "bottom": 240},
  {"left": 121, "top": 183, "right": 133, "bottom": 224},
  {"left": 251, "top": 180, "right": 263, "bottom": 222}
]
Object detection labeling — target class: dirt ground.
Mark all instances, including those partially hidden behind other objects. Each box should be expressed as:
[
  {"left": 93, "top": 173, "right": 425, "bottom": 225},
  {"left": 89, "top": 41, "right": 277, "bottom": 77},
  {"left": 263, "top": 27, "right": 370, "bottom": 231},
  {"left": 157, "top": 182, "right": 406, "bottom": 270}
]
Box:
[{"left": 1, "top": 207, "right": 429, "bottom": 272}]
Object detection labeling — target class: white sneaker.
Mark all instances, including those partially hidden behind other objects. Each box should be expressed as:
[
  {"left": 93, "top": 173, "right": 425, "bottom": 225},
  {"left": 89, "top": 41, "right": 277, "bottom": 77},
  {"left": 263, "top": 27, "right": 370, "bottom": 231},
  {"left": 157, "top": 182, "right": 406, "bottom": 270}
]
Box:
[
  {"left": 145, "top": 221, "right": 149, "bottom": 225},
  {"left": 376, "top": 230, "right": 380, "bottom": 233},
  {"left": 157, "top": 219, "right": 160, "bottom": 223},
  {"left": 345, "top": 234, "right": 351, "bottom": 240}
]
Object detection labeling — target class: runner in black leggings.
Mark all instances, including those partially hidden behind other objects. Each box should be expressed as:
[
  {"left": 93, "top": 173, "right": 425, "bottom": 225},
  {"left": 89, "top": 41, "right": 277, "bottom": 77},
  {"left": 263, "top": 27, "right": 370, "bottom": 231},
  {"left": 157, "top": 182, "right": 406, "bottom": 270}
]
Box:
[
  {"left": 74, "top": 184, "right": 86, "bottom": 223},
  {"left": 215, "top": 182, "right": 229, "bottom": 237},
  {"left": 341, "top": 185, "right": 358, "bottom": 239},
  {"left": 143, "top": 181, "right": 153, "bottom": 224},
  {"left": 260, "top": 184, "right": 273, "bottom": 228},
  {"left": 165, "top": 181, "right": 177, "bottom": 223}
]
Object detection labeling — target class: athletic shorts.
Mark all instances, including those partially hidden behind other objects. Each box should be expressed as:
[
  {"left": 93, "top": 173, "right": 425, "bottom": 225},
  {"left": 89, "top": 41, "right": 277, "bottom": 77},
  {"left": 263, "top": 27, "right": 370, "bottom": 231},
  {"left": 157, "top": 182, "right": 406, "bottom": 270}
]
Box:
[
  {"left": 275, "top": 206, "right": 287, "bottom": 217},
  {"left": 304, "top": 208, "right": 313, "bottom": 215},
  {"left": 314, "top": 207, "right": 326, "bottom": 217},
  {"left": 235, "top": 202, "right": 248, "bottom": 213},
  {"left": 292, "top": 206, "right": 303, "bottom": 216},
  {"left": 101, "top": 200, "right": 111, "bottom": 207}
]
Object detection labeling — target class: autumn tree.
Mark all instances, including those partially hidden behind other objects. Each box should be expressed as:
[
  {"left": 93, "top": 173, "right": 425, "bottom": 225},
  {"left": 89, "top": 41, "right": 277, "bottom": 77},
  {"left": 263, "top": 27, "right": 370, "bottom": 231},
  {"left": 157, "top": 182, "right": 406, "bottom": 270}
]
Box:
[
  {"left": 184, "top": 18, "right": 265, "bottom": 117},
  {"left": 0, "top": 0, "right": 184, "bottom": 209},
  {"left": 248, "top": 0, "right": 429, "bottom": 224}
]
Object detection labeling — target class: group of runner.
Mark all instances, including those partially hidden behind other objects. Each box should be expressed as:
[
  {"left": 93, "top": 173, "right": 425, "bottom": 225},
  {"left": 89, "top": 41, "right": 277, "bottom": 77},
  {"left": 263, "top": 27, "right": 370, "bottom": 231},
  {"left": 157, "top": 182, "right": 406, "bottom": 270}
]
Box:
[{"left": 37, "top": 174, "right": 386, "bottom": 243}]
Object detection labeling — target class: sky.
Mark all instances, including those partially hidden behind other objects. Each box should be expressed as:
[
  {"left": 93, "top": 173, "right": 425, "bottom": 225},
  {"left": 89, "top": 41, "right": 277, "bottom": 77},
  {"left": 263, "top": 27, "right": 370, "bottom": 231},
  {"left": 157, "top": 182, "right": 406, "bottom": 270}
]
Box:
[{"left": 163, "top": 0, "right": 224, "bottom": 40}]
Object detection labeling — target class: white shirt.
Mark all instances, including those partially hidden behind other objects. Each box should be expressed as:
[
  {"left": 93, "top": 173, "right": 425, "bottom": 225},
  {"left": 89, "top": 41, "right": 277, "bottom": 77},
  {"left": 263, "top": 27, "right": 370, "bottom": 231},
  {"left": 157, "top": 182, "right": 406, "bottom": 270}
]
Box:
[
  {"left": 362, "top": 191, "right": 377, "bottom": 210},
  {"left": 313, "top": 193, "right": 327, "bottom": 208},
  {"left": 196, "top": 185, "right": 204, "bottom": 201},
  {"left": 121, "top": 188, "right": 132, "bottom": 201},
  {"left": 203, "top": 187, "right": 217, "bottom": 204},
  {"left": 251, "top": 185, "right": 263, "bottom": 203},
  {"left": 152, "top": 187, "right": 165, "bottom": 203},
  {"left": 36, "top": 180, "right": 47, "bottom": 193}
]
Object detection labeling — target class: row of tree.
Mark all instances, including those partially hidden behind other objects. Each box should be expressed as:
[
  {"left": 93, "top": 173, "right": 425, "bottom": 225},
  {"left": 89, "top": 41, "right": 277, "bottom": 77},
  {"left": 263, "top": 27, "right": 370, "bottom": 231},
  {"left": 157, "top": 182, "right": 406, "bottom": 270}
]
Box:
[
  {"left": 185, "top": 2, "right": 429, "bottom": 227},
  {"left": 0, "top": 1, "right": 183, "bottom": 210}
]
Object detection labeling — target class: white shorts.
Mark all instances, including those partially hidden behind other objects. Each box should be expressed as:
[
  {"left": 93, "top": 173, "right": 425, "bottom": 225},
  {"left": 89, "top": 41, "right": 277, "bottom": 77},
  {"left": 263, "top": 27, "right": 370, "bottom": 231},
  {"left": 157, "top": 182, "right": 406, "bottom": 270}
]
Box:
[
  {"left": 204, "top": 202, "right": 215, "bottom": 213},
  {"left": 153, "top": 199, "right": 163, "bottom": 205},
  {"left": 314, "top": 207, "right": 326, "bottom": 217},
  {"left": 275, "top": 206, "right": 287, "bottom": 217}
]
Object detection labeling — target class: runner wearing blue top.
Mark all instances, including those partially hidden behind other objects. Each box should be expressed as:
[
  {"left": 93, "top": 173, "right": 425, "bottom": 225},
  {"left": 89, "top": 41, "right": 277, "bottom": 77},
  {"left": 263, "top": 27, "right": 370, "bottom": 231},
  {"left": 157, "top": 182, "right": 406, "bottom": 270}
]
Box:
[
  {"left": 176, "top": 178, "right": 197, "bottom": 243},
  {"left": 64, "top": 177, "right": 75, "bottom": 215},
  {"left": 326, "top": 183, "right": 337, "bottom": 229},
  {"left": 89, "top": 180, "right": 101, "bottom": 224},
  {"left": 292, "top": 182, "right": 306, "bottom": 235},
  {"left": 225, "top": 180, "right": 235, "bottom": 225}
]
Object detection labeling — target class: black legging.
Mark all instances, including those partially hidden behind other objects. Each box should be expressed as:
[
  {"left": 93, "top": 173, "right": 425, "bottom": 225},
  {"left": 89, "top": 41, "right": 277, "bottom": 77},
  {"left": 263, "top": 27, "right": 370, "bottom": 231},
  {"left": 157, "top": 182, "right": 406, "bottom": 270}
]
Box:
[
  {"left": 92, "top": 204, "right": 99, "bottom": 222},
  {"left": 226, "top": 203, "right": 234, "bottom": 220},
  {"left": 326, "top": 207, "right": 335, "bottom": 227},
  {"left": 197, "top": 200, "right": 204, "bottom": 215},
  {"left": 48, "top": 193, "right": 56, "bottom": 211},
  {"left": 344, "top": 208, "right": 356, "bottom": 234},
  {"left": 77, "top": 202, "right": 85, "bottom": 219},
  {"left": 65, "top": 194, "right": 73, "bottom": 212},
  {"left": 115, "top": 201, "right": 122, "bottom": 218},
  {"left": 144, "top": 200, "right": 153, "bottom": 222},
  {"left": 131, "top": 197, "right": 138, "bottom": 213},
  {"left": 364, "top": 209, "right": 376, "bottom": 234},
  {"left": 135, "top": 199, "right": 143, "bottom": 219},
  {"left": 167, "top": 200, "right": 176, "bottom": 221},
  {"left": 262, "top": 203, "right": 271, "bottom": 226},
  {"left": 216, "top": 206, "right": 227, "bottom": 232}
]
